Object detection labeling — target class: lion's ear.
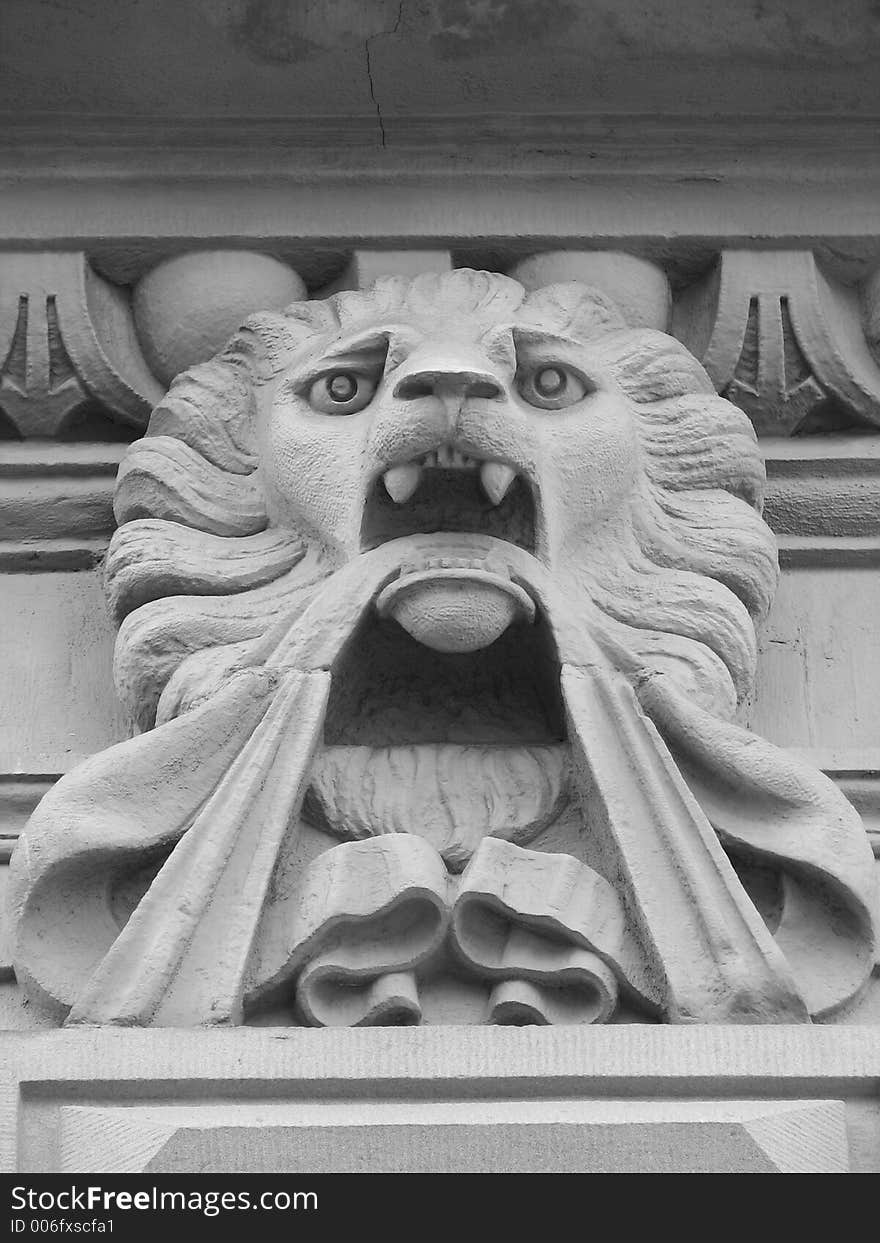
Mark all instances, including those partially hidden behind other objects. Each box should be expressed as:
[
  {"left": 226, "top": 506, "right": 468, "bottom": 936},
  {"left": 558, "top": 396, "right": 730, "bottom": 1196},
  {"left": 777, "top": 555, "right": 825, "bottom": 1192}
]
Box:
[
  {"left": 521, "top": 280, "right": 627, "bottom": 339},
  {"left": 598, "top": 329, "right": 716, "bottom": 402}
]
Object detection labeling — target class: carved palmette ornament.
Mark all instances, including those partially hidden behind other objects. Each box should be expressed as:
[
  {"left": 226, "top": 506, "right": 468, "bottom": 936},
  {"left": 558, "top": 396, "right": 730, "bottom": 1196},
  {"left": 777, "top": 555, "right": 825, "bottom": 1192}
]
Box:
[
  {"left": 0, "top": 249, "right": 309, "bottom": 438},
  {"left": 0, "top": 253, "right": 163, "bottom": 437},
  {"left": 674, "top": 250, "right": 880, "bottom": 436},
  {"left": 8, "top": 269, "right": 877, "bottom": 1027}
]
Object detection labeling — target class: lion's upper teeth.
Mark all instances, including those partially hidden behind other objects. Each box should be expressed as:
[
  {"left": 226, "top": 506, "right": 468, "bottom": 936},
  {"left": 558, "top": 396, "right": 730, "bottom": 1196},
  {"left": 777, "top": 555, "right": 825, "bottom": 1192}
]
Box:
[
  {"left": 383, "top": 462, "right": 423, "bottom": 503},
  {"left": 421, "top": 447, "right": 474, "bottom": 469},
  {"left": 438, "top": 445, "right": 468, "bottom": 467},
  {"left": 480, "top": 461, "right": 517, "bottom": 506},
  {"left": 383, "top": 454, "right": 518, "bottom": 506}
]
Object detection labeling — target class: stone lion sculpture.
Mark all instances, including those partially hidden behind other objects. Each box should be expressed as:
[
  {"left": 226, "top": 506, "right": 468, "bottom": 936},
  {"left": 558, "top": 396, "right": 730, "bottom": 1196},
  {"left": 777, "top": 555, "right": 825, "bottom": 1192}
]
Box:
[{"left": 9, "top": 270, "right": 877, "bottom": 1028}]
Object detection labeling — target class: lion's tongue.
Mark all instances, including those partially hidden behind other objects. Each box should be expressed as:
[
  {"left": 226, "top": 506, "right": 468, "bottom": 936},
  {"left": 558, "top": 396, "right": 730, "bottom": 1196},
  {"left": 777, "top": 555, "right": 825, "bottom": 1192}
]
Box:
[{"left": 375, "top": 549, "right": 536, "bottom": 654}]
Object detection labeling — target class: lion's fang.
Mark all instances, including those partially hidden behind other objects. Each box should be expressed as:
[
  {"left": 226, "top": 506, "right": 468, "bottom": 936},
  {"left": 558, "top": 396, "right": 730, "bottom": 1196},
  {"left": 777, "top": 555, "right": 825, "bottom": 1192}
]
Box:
[
  {"left": 383, "top": 463, "right": 423, "bottom": 503},
  {"left": 480, "top": 461, "right": 517, "bottom": 506}
]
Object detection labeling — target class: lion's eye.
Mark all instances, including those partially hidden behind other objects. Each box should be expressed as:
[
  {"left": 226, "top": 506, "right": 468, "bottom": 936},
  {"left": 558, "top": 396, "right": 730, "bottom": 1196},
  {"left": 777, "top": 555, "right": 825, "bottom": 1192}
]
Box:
[
  {"left": 308, "top": 370, "right": 378, "bottom": 415},
  {"left": 517, "top": 364, "right": 589, "bottom": 411}
]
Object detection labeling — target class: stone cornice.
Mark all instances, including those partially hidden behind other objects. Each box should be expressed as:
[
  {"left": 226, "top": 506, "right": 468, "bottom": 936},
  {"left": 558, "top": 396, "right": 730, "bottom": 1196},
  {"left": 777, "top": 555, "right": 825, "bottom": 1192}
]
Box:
[
  {"left": 4, "top": 113, "right": 880, "bottom": 173},
  {"left": 0, "top": 443, "right": 123, "bottom": 570},
  {"left": 1, "top": 116, "right": 879, "bottom": 284}
]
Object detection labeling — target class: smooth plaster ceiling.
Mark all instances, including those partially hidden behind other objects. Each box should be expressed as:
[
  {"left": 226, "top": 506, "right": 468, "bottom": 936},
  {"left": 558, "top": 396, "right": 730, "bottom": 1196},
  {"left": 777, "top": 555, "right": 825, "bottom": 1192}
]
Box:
[{"left": 2, "top": 0, "right": 880, "bottom": 126}]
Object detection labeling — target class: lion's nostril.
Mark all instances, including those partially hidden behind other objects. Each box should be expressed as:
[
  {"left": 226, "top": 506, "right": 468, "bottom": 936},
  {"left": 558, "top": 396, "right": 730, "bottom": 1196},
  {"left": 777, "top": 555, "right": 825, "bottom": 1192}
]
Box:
[
  {"left": 393, "top": 370, "right": 503, "bottom": 401},
  {"left": 395, "top": 376, "right": 435, "bottom": 400},
  {"left": 467, "top": 380, "right": 502, "bottom": 399}
]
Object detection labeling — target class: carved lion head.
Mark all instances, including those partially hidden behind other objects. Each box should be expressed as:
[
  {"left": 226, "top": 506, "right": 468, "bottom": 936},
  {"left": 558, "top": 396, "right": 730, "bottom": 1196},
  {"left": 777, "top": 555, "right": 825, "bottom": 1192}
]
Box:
[
  {"left": 109, "top": 268, "right": 776, "bottom": 738},
  {"left": 14, "top": 270, "right": 875, "bottom": 1028}
]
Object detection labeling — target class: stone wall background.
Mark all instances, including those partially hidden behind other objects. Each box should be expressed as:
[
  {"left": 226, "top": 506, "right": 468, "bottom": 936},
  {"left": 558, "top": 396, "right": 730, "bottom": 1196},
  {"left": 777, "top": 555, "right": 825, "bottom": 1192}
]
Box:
[{"left": 2, "top": 0, "right": 880, "bottom": 1174}]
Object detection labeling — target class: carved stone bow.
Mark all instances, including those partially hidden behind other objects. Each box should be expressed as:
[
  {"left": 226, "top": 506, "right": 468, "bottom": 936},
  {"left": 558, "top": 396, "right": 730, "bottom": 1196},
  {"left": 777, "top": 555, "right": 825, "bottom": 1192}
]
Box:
[{"left": 249, "top": 834, "right": 648, "bottom": 1027}]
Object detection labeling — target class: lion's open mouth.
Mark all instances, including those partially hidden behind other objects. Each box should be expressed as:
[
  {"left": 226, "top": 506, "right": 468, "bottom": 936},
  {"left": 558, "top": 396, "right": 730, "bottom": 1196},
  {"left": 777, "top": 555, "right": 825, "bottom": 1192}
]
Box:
[
  {"left": 324, "top": 597, "right": 564, "bottom": 747},
  {"left": 360, "top": 448, "right": 536, "bottom": 552},
  {"left": 340, "top": 444, "right": 555, "bottom": 747},
  {"left": 318, "top": 585, "right": 568, "bottom": 866},
  {"left": 319, "top": 442, "right": 564, "bottom": 861}
]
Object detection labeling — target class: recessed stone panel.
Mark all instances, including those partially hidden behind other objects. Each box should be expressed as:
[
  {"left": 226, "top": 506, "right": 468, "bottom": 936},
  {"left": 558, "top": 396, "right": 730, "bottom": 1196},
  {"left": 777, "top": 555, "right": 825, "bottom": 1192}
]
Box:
[{"left": 59, "top": 1099, "right": 849, "bottom": 1174}]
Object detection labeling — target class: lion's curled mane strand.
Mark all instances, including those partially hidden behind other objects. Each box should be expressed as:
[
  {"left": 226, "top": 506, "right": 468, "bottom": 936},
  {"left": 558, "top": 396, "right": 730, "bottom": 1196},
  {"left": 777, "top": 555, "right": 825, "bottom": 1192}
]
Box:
[{"left": 106, "top": 273, "right": 777, "bottom": 730}]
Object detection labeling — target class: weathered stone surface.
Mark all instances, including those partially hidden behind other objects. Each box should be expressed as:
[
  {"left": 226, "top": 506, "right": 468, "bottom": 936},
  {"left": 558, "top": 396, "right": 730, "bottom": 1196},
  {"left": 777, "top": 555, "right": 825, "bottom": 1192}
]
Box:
[{"left": 5, "top": 2, "right": 880, "bottom": 123}]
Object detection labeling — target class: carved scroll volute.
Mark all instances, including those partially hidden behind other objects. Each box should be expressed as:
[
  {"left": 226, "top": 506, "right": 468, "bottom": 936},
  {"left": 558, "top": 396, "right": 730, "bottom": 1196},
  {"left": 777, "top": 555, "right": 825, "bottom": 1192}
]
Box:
[
  {"left": 673, "top": 250, "right": 880, "bottom": 435},
  {"left": 0, "top": 253, "right": 163, "bottom": 437}
]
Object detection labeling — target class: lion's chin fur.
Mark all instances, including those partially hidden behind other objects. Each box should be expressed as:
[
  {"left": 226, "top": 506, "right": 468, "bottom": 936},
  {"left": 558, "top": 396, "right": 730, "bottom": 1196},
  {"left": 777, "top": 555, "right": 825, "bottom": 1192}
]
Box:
[{"left": 304, "top": 742, "right": 572, "bottom": 873}]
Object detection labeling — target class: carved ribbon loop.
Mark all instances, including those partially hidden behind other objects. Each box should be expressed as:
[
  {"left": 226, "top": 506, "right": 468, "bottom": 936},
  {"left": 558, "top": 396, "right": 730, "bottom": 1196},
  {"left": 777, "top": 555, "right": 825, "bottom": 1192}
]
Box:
[
  {"left": 452, "top": 838, "right": 624, "bottom": 1025},
  {"left": 258, "top": 835, "right": 639, "bottom": 1027},
  {"left": 277, "top": 836, "right": 450, "bottom": 1027}
]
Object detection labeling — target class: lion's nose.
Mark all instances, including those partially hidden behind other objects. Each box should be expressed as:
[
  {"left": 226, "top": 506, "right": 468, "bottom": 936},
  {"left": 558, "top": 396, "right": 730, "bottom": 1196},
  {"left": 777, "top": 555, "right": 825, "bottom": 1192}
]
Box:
[
  {"left": 394, "top": 369, "right": 503, "bottom": 401},
  {"left": 391, "top": 346, "right": 504, "bottom": 402}
]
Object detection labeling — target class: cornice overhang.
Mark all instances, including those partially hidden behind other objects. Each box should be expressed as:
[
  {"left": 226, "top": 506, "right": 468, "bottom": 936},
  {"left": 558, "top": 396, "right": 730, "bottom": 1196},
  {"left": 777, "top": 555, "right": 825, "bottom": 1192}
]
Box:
[{"left": 0, "top": 114, "right": 878, "bottom": 286}]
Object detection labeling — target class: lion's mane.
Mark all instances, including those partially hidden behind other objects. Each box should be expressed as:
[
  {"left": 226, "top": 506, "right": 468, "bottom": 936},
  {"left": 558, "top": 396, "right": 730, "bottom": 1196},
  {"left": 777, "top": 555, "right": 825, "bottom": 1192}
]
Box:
[{"left": 105, "top": 270, "right": 777, "bottom": 731}]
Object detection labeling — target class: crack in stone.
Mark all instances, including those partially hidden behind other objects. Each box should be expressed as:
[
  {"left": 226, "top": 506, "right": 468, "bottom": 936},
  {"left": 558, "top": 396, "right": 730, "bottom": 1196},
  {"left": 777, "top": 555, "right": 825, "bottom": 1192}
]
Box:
[{"left": 364, "top": 1, "right": 405, "bottom": 149}]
